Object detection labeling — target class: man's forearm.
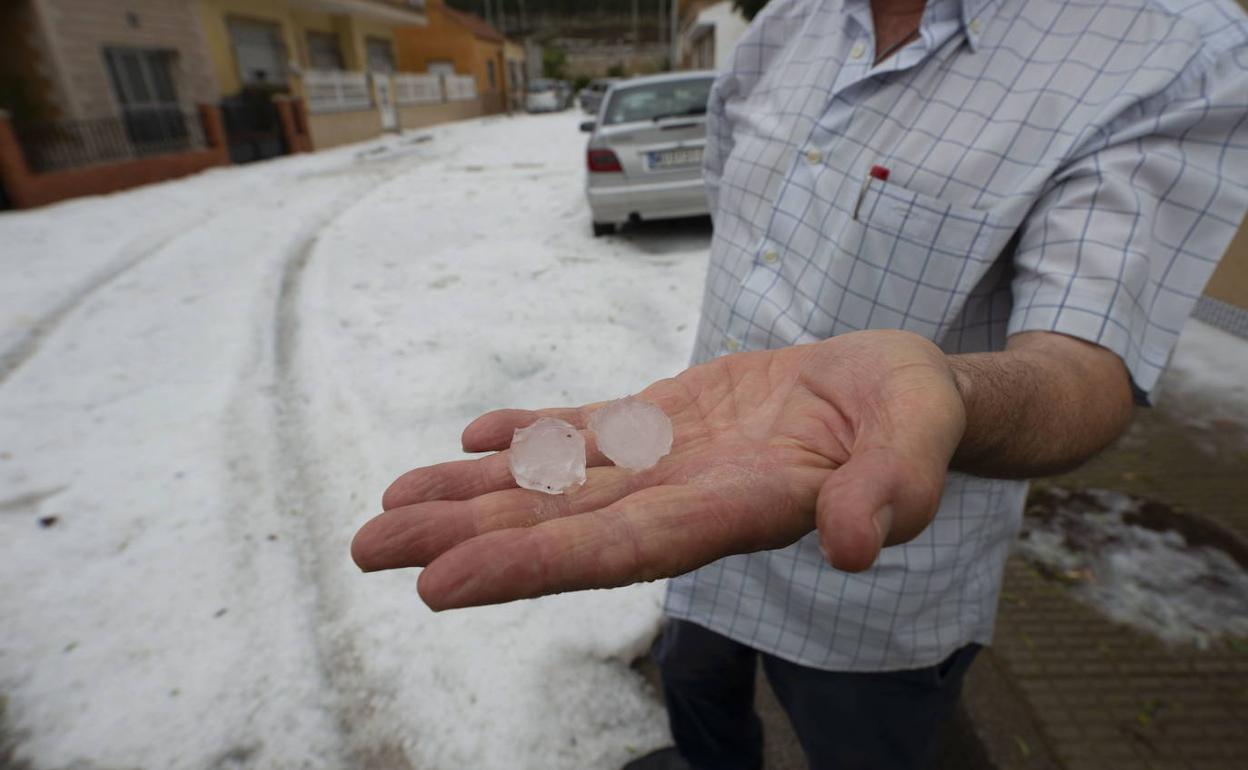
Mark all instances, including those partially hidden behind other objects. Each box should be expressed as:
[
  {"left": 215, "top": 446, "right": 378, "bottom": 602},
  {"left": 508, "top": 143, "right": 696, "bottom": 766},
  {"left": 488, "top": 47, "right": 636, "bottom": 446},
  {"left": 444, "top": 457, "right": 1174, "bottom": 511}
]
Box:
[{"left": 946, "top": 331, "right": 1134, "bottom": 479}]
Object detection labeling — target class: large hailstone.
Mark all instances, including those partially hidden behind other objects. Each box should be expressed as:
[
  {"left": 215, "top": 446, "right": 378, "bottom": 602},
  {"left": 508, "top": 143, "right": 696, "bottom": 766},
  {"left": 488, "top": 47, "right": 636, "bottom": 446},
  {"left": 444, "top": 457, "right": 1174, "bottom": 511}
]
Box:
[
  {"left": 509, "top": 417, "right": 587, "bottom": 494},
  {"left": 588, "top": 397, "right": 674, "bottom": 471}
]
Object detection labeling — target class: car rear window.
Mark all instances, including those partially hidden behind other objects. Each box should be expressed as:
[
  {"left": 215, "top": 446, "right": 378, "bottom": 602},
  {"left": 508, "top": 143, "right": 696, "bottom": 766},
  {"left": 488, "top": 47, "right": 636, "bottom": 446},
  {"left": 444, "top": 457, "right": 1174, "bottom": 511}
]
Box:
[{"left": 602, "top": 77, "right": 714, "bottom": 125}]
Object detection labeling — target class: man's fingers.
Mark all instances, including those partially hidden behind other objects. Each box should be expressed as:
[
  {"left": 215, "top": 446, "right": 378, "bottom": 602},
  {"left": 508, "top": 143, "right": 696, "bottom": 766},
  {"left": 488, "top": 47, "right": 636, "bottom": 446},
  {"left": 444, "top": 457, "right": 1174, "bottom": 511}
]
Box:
[
  {"left": 461, "top": 405, "right": 606, "bottom": 452},
  {"left": 415, "top": 482, "right": 804, "bottom": 610},
  {"left": 382, "top": 451, "right": 515, "bottom": 510},
  {"left": 354, "top": 465, "right": 642, "bottom": 572},
  {"left": 416, "top": 485, "right": 712, "bottom": 609},
  {"left": 814, "top": 446, "right": 945, "bottom": 572},
  {"left": 382, "top": 432, "right": 610, "bottom": 510}
]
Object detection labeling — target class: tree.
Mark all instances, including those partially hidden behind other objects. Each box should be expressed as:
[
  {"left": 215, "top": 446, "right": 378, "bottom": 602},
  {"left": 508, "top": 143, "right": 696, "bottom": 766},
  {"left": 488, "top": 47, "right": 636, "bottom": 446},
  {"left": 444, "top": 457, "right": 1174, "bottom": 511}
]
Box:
[
  {"left": 542, "top": 46, "right": 568, "bottom": 79},
  {"left": 732, "top": 0, "right": 769, "bottom": 20}
]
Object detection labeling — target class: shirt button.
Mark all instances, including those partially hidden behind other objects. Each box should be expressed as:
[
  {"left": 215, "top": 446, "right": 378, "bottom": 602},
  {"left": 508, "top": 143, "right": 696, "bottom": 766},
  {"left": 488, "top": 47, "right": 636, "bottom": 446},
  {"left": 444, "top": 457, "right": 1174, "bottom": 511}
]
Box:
[
  {"left": 805, "top": 148, "right": 822, "bottom": 164},
  {"left": 763, "top": 249, "right": 779, "bottom": 264},
  {"left": 725, "top": 338, "right": 741, "bottom": 353},
  {"left": 969, "top": 18, "right": 983, "bottom": 33},
  {"left": 850, "top": 41, "right": 866, "bottom": 59}
]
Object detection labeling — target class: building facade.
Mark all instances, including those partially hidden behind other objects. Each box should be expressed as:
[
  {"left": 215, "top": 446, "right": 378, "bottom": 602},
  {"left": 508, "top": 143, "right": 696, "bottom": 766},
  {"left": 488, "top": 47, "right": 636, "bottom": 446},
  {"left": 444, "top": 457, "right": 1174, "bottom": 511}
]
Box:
[
  {"left": 678, "top": 0, "right": 748, "bottom": 71},
  {"left": 393, "top": 0, "right": 508, "bottom": 114},
  {"left": 503, "top": 39, "right": 527, "bottom": 112},
  {"left": 198, "top": 0, "right": 430, "bottom": 148},
  {"left": 0, "top": 0, "right": 219, "bottom": 125}
]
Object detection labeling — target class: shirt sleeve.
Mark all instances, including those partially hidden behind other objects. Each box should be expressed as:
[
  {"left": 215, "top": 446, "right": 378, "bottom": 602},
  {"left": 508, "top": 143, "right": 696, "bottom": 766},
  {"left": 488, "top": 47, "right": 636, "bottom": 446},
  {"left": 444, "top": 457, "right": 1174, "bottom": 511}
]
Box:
[
  {"left": 1008, "top": 42, "right": 1248, "bottom": 398},
  {"left": 702, "top": 69, "right": 736, "bottom": 222}
]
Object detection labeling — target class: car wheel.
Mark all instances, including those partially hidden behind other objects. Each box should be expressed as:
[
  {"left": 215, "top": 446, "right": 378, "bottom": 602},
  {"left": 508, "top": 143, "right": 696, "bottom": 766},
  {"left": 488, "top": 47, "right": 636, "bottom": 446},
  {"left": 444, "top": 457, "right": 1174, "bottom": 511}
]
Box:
[{"left": 592, "top": 222, "right": 616, "bottom": 237}]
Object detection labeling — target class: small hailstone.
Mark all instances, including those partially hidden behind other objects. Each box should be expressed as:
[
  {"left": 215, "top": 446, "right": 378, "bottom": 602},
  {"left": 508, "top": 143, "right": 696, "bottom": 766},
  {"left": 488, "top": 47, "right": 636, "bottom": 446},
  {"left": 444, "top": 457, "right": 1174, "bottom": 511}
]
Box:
[
  {"left": 509, "top": 417, "right": 586, "bottom": 494},
  {"left": 588, "top": 398, "right": 673, "bottom": 471}
]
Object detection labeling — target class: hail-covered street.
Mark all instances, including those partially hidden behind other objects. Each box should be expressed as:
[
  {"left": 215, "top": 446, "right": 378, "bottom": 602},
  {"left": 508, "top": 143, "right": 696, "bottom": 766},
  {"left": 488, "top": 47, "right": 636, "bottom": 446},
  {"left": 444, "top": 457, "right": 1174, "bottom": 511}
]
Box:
[{"left": 0, "top": 110, "right": 711, "bottom": 769}]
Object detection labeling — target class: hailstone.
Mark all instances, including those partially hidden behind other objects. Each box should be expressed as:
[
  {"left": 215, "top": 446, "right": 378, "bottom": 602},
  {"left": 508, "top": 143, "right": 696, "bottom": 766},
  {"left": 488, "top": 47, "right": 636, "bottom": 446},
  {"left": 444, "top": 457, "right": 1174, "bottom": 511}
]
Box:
[
  {"left": 588, "top": 397, "right": 674, "bottom": 471},
  {"left": 508, "top": 417, "right": 587, "bottom": 494}
]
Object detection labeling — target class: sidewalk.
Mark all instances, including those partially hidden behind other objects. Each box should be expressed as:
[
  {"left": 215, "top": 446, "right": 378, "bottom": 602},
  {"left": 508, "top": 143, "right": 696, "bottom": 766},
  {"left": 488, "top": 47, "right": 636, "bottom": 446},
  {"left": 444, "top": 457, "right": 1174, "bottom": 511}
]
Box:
[{"left": 961, "top": 384, "right": 1248, "bottom": 770}]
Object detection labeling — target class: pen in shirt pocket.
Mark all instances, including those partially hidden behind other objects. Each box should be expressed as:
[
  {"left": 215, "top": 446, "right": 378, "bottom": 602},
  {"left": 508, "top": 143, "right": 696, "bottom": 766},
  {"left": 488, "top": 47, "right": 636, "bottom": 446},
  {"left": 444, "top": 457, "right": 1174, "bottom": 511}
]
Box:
[{"left": 854, "top": 164, "right": 891, "bottom": 222}]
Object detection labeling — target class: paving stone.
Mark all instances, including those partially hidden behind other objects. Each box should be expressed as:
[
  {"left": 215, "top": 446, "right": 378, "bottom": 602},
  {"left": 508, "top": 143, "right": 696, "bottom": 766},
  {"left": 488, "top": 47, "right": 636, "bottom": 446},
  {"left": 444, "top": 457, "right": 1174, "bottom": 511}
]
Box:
[{"left": 959, "top": 399, "right": 1248, "bottom": 770}]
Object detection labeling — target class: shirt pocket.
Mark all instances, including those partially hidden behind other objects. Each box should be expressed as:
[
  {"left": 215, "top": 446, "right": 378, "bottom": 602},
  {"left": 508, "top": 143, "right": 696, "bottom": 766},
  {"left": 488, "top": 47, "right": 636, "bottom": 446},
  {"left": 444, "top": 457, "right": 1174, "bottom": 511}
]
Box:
[{"left": 843, "top": 178, "right": 1015, "bottom": 334}]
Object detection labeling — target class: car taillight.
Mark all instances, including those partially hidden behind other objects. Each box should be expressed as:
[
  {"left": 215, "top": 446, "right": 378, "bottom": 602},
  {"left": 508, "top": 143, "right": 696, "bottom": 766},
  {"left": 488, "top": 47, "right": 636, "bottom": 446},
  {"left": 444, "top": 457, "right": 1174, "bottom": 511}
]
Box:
[{"left": 587, "top": 148, "right": 623, "bottom": 173}]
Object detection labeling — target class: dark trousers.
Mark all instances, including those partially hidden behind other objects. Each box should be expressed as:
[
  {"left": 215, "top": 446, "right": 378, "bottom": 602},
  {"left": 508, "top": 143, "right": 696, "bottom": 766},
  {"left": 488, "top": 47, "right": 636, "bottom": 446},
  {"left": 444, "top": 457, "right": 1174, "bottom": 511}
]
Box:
[{"left": 655, "top": 619, "right": 980, "bottom": 770}]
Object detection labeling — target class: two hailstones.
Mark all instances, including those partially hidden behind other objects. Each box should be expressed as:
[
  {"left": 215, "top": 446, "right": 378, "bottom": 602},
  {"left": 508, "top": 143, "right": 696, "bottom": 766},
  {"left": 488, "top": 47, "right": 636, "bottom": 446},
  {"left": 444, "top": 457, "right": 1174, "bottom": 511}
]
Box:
[{"left": 508, "top": 398, "right": 673, "bottom": 494}]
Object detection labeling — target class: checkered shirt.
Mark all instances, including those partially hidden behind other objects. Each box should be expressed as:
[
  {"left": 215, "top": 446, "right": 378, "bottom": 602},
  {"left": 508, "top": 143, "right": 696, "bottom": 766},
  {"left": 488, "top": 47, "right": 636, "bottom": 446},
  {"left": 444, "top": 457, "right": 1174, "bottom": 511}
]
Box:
[{"left": 666, "top": 0, "right": 1248, "bottom": 671}]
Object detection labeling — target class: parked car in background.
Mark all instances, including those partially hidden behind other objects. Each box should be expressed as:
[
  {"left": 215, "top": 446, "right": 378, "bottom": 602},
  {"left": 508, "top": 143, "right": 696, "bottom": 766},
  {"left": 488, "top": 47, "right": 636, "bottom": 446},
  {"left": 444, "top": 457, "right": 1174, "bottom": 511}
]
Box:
[
  {"left": 556, "top": 80, "right": 574, "bottom": 110},
  {"left": 526, "top": 79, "right": 563, "bottom": 112},
  {"left": 578, "top": 78, "right": 619, "bottom": 114},
  {"left": 581, "top": 71, "right": 715, "bottom": 236}
]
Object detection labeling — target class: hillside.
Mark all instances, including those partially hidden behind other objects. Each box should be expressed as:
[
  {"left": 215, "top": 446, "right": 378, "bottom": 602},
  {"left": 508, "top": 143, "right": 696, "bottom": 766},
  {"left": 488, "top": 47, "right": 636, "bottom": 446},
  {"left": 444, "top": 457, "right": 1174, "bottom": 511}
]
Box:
[{"left": 447, "top": 0, "right": 672, "bottom": 42}]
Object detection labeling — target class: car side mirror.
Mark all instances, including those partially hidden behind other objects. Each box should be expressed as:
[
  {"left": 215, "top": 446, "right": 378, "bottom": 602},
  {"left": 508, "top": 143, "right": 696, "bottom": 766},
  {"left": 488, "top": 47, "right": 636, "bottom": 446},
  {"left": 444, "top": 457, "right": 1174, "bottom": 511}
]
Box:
[{"left": 579, "top": 120, "right": 596, "bottom": 133}]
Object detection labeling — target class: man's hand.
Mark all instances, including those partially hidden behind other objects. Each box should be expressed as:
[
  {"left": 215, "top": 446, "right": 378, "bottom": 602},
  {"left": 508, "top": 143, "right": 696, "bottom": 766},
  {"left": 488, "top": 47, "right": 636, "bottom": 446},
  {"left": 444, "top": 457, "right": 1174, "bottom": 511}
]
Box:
[{"left": 352, "top": 329, "right": 968, "bottom": 610}]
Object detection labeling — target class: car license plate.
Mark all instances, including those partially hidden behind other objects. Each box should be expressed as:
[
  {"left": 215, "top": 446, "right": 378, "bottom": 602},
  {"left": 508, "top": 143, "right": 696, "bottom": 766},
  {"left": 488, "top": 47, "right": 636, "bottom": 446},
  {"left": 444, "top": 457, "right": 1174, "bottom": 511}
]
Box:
[{"left": 648, "top": 148, "right": 702, "bottom": 170}]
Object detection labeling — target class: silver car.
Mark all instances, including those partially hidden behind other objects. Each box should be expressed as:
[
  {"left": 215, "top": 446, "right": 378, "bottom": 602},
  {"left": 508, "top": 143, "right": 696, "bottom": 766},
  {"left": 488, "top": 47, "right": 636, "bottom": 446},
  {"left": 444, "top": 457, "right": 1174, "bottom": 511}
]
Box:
[
  {"left": 581, "top": 71, "right": 715, "bottom": 236},
  {"left": 526, "top": 79, "right": 562, "bottom": 113},
  {"left": 578, "top": 78, "right": 619, "bottom": 114}
]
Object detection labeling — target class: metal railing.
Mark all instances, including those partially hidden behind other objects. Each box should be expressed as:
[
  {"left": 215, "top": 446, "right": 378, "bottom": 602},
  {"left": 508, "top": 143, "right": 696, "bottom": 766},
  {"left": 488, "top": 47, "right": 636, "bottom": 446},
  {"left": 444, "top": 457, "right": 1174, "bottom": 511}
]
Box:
[
  {"left": 444, "top": 74, "right": 478, "bottom": 102},
  {"left": 394, "top": 73, "right": 443, "bottom": 106},
  {"left": 304, "top": 70, "right": 373, "bottom": 114},
  {"left": 15, "top": 110, "right": 207, "bottom": 173}
]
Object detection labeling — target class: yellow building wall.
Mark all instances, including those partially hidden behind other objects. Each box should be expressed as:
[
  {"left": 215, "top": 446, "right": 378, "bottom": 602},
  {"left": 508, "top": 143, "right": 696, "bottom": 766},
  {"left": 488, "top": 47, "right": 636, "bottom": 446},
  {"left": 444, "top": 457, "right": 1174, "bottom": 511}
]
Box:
[
  {"left": 395, "top": 24, "right": 477, "bottom": 76},
  {"left": 200, "top": 0, "right": 302, "bottom": 96},
  {"left": 1207, "top": 219, "right": 1248, "bottom": 310},
  {"left": 397, "top": 98, "right": 483, "bottom": 130},
  {"left": 475, "top": 43, "right": 505, "bottom": 96},
  {"left": 393, "top": 1, "right": 503, "bottom": 100},
  {"left": 396, "top": 24, "right": 503, "bottom": 113},
  {"left": 347, "top": 17, "right": 399, "bottom": 70},
  {"left": 308, "top": 108, "right": 381, "bottom": 149},
  {"left": 200, "top": 0, "right": 404, "bottom": 98}
]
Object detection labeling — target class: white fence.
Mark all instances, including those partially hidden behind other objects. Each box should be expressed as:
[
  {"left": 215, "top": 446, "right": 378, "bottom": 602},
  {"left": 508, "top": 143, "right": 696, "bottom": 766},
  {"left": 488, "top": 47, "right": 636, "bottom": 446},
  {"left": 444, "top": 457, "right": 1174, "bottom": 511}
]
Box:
[
  {"left": 394, "top": 73, "right": 443, "bottom": 106},
  {"left": 304, "top": 70, "right": 372, "bottom": 114},
  {"left": 303, "top": 71, "right": 482, "bottom": 114},
  {"left": 444, "top": 74, "right": 477, "bottom": 102}
]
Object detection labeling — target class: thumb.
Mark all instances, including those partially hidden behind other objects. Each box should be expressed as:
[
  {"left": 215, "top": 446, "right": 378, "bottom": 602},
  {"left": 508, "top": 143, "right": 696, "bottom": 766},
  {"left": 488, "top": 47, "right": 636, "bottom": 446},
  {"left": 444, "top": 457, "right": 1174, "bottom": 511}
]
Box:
[{"left": 814, "top": 446, "right": 947, "bottom": 572}]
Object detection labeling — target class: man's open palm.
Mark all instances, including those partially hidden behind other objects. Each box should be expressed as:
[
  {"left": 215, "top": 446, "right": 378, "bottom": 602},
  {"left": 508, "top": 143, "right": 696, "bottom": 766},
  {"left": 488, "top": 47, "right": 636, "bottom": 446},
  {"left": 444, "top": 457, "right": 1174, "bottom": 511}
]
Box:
[{"left": 352, "top": 330, "right": 967, "bottom": 610}]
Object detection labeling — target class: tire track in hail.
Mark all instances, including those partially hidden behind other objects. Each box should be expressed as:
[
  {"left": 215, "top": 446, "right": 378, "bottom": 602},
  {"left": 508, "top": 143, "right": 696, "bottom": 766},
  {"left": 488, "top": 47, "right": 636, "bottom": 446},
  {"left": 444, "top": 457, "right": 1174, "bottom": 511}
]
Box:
[
  {"left": 0, "top": 174, "right": 334, "bottom": 390},
  {"left": 0, "top": 210, "right": 220, "bottom": 387},
  {"left": 263, "top": 156, "right": 431, "bottom": 770}
]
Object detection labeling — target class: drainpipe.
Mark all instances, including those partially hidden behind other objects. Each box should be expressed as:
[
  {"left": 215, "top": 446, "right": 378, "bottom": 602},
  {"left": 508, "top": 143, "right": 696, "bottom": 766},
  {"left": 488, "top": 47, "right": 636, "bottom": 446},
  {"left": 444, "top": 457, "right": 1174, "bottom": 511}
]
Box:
[{"left": 670, "top": 0, "right": 680, "bottom": 69}]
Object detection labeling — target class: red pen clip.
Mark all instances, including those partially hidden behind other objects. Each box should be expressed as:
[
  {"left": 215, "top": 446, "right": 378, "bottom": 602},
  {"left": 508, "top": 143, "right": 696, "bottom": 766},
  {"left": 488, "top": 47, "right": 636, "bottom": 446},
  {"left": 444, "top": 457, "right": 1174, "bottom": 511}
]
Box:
[{"left": 854, "top": 164, "right": 891, "bottom": 221}]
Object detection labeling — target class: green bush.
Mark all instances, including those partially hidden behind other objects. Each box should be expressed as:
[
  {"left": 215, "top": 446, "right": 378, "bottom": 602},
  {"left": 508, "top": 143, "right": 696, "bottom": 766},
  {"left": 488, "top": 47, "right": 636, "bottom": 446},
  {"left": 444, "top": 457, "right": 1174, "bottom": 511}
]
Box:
[{"left": 542, "top": 46, "right": 567, "bottom": 79}]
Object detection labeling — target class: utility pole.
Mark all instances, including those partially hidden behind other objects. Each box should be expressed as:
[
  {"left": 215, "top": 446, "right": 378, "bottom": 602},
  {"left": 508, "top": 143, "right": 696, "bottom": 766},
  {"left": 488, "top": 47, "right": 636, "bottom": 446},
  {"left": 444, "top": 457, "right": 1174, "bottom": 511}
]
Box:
[
  {"left": 658, "top": 0, "right": 666, "bottom": 57},
  {"left": 670, "top": 0, "right": 681, "bottom": 69},
  {"left": 632, "top": 0, "right": 640, "bottom": 48}
]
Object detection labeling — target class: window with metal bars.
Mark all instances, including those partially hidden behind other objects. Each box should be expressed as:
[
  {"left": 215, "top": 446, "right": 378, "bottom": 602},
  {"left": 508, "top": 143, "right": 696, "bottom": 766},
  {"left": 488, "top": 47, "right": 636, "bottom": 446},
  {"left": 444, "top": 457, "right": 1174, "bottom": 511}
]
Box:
[
  {"left": 103, "top": 47, "right": 192, "bottom": 153},
  {"left": 306, "top": 31, "right": 344, "bottom": 71},
  {"left": 228, "top": 17, "right": 288, "bottom": 87}
]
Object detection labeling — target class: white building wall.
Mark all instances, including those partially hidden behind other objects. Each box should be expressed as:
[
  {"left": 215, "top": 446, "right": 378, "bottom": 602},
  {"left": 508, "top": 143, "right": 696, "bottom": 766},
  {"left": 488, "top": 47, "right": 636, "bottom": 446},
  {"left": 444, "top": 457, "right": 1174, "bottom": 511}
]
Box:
[{"left": 697, "top": 1, "right": 749, "bottom": 71}]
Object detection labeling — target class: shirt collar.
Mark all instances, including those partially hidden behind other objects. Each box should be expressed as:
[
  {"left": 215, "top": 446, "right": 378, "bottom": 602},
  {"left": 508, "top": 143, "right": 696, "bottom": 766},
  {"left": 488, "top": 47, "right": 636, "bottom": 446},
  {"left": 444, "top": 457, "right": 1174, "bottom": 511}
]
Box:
[{"left": 841, "top": 0, "right": 999, "bottom": 52}]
